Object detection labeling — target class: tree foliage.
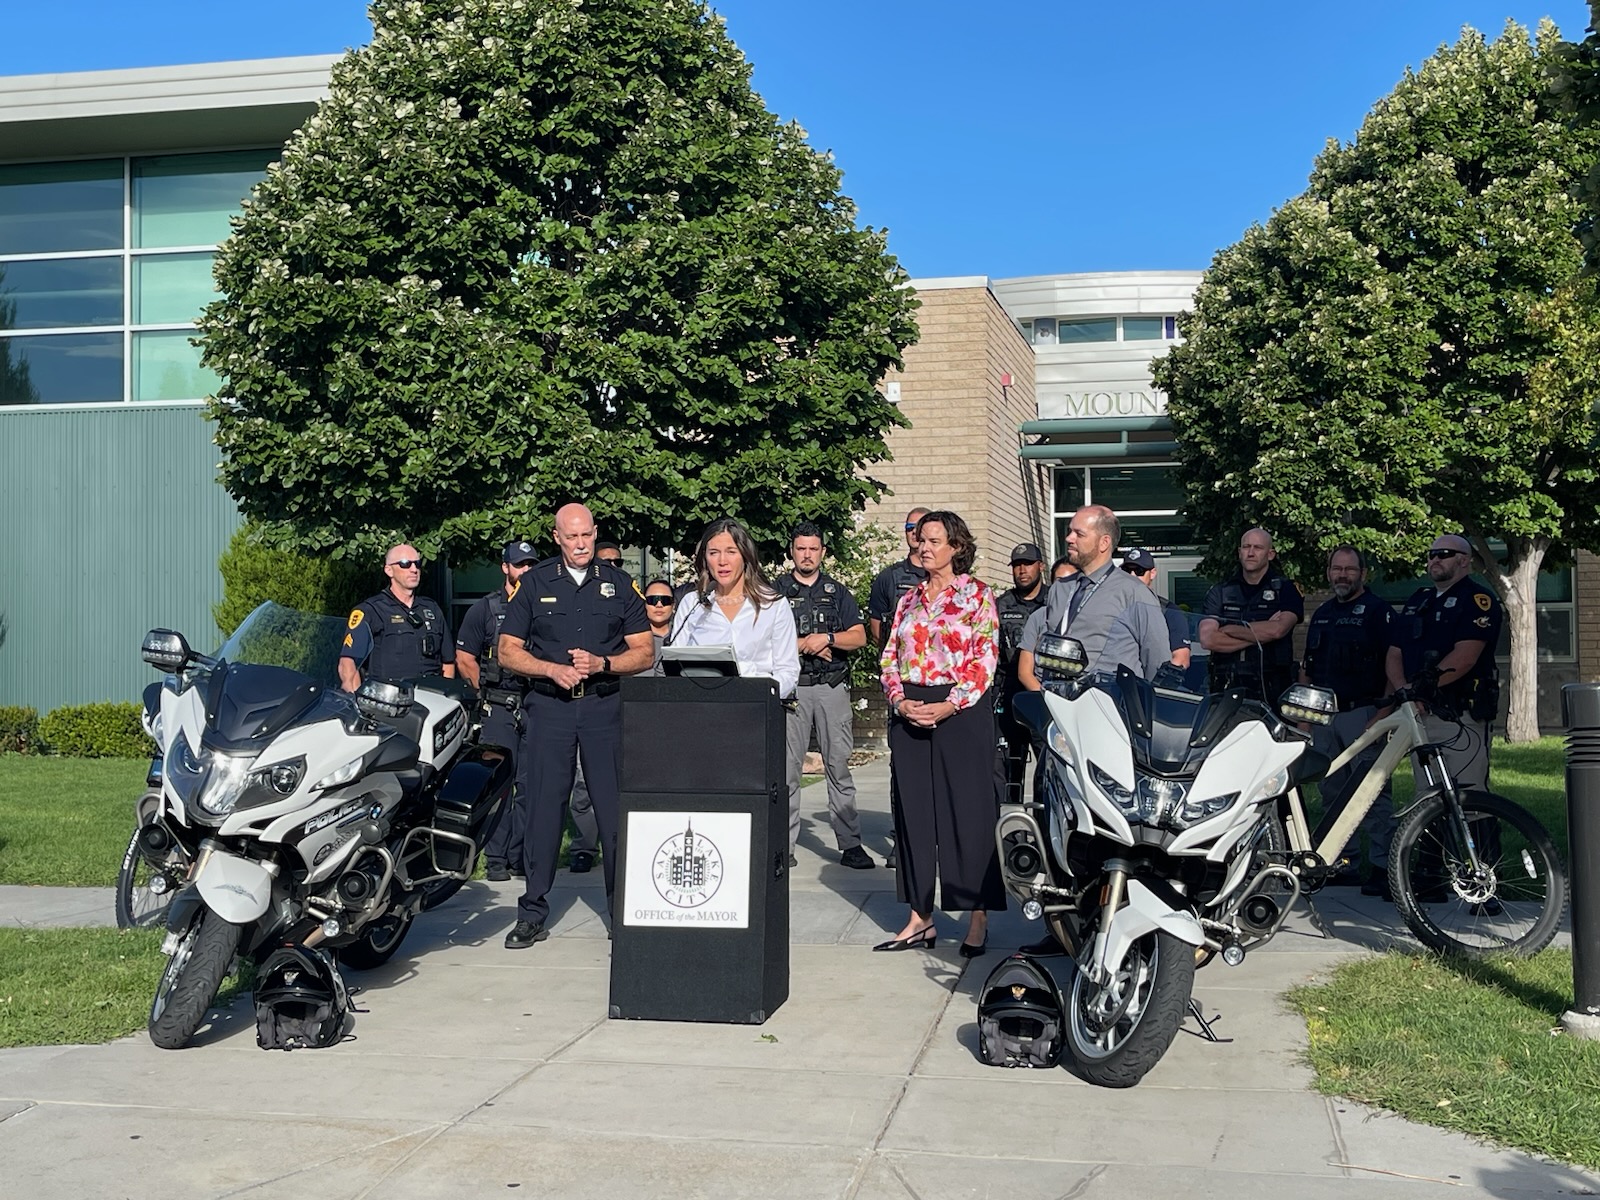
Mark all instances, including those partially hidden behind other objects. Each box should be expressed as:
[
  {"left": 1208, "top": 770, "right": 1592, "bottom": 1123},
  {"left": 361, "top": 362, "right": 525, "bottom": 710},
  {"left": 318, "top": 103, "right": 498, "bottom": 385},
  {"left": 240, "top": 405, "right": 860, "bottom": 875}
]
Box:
[
  {"left": 1152, "top": 22, "right": 1600, "bottom": 738},
  {"left": 214, "top": 522, "right": 373, "bottom": 637},
  {"left": 199, "top": 0, "right": 918, "bottom": 566}
]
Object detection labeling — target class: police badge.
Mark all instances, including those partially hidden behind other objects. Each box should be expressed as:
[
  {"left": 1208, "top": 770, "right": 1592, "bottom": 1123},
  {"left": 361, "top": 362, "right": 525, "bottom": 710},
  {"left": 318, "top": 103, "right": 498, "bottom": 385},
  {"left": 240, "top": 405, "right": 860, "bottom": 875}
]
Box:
[{"left": 600, "top": 582, "right": 616, "bottom": 598}]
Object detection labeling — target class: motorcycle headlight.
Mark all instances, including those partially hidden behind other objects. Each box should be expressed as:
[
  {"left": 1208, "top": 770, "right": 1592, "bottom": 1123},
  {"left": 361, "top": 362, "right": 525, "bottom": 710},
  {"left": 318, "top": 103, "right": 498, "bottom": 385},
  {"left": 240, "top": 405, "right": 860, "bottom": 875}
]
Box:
[
  {"left": 1089, "top": 761, "right": 1138, "bottom": 818},
  {"left": 1176, "top": 791, "right": 1241, "bottom": 827},
  {"left": 244, "top": 756, "right": 306, "bottom": 803},
  {"left": 1135, "top": 775, "right": 1190, "bottom": 828},
  {"left": 1047, "top": 722, "right": 1073, "bottom": 765},
  {"left": 197, "top": 753, "right": 251, "bottom": 816},
  {"left": 165, "top": 729, "right": 206, "bottom": 809},
  {"left": 313, "top": 757, "right": 364, "bottom": 791}
]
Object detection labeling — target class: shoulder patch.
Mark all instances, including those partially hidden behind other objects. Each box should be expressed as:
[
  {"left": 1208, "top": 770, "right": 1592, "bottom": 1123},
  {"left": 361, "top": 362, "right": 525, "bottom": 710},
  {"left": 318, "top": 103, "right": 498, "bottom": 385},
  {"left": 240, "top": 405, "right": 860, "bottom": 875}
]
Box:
[
  {"left": 632, "top": 579, "right": 643, "bottom": 596},
  {"left": 1475, "top": 592, "right": 1492, "bottom": 611},
  {"left": 347, "top": 609, "right": 364, "bottom": 631}
]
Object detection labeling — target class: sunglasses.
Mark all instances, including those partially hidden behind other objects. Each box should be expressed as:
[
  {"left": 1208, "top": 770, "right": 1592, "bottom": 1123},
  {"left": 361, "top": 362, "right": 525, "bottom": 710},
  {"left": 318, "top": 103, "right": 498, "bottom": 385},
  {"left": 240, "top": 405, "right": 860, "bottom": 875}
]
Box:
[
  {"left": 1426, "top": 549, "right": 1463, "bottom": 561},
  {"left": 644, "top": 596, "right": 674, "bottom": 606},
  {"left": 387, "top": 558, "right": 424, "bottom": 570}
]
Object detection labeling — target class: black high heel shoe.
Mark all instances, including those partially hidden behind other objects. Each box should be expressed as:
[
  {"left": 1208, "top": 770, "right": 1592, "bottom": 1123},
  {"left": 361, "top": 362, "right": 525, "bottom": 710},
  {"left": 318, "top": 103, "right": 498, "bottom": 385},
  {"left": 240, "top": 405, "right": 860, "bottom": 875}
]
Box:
[
  {"left": 872, "top": 926, "right": 936, "bottom": 952},
  {"left": 958, "top": 938, "right": 987, "bottom": 959}
]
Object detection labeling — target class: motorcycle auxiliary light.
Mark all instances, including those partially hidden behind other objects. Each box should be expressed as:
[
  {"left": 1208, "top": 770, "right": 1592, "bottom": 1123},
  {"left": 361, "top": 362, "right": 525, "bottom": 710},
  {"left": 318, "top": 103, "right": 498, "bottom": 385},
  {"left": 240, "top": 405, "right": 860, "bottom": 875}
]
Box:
[
  {"left": 1278, "top": 684, "right": 1337, "bottom": 726},
  {"left": 1034, "top": 634, "right": 1088, "bottom": 681}
]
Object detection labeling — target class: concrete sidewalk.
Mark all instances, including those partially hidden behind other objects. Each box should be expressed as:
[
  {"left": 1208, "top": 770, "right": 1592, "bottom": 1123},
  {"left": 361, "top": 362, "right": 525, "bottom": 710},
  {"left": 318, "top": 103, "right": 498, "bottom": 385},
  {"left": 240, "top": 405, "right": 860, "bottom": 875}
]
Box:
[{"left": 2, "top": 758, "right": 1596, "bottom": 1199}]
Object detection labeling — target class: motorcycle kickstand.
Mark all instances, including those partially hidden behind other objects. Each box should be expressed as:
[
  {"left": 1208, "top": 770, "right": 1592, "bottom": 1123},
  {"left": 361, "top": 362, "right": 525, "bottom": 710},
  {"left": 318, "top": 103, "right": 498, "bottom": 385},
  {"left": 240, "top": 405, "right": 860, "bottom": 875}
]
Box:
[
  {"left": 1302, "top": 895, "right": 1333, "bottom": 940},
  {"left": 1187, "top": 998, "right": 1232, "bottom": 1044}
]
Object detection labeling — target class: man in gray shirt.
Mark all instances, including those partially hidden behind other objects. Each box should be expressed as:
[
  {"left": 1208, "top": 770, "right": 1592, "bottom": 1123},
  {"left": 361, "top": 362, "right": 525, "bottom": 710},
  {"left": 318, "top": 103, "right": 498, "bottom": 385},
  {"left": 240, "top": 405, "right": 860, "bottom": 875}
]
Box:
[{"left": 1016, "top": 505, "right": 1169, "bottom": 688}]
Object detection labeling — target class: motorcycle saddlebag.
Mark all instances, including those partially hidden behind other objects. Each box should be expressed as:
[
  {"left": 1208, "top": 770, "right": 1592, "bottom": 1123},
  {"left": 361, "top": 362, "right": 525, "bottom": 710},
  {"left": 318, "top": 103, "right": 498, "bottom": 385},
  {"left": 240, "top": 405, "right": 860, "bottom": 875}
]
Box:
[
  {"left": 254, "top": 944, "right": 350, "bottom": 1051},
  {"left": 978, "top": 952, "right": 1066, "bottom": 1068},
  {"left": 430, "top": 744, "right": 515, "bottom": 874}
]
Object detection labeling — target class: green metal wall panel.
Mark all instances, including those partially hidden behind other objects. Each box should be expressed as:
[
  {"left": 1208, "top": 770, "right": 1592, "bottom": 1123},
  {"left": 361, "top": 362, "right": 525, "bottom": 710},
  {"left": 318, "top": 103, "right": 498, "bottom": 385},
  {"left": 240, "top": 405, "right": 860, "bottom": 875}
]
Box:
[{"left": 0, "top": 404, "right": 240, "bottom": 713}]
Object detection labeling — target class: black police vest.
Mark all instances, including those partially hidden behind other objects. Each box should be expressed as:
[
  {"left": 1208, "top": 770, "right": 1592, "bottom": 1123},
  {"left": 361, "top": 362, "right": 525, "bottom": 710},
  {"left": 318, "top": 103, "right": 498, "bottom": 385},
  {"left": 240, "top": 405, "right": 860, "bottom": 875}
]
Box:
[
  {"left": 1303, "top": 597, "right": 1389, "bottom": 706},
  {"left": 1208, "top": 574, "right": 1297, "bottom": 672},
  {"left": 364, "top": 592, "right": 446, "bottom": 683},
  {"left": 996, "top": 587, "right": 1046, "bottom": 669},
  {"left": 475, "top": 589, "right": 526, "bottom": 693},
  {"left": 1397, "top": 583, "right": 1501, "bottom": 715},
  {"left": 779, "top": 573, "right": 850, "bottom": 683}
]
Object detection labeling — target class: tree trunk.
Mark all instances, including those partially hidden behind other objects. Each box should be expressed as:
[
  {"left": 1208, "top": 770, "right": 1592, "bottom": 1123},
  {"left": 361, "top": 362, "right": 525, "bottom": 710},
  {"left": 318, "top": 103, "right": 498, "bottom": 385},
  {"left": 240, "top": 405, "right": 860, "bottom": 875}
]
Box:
[{"left": 1472, "top": 536, "right": 1547, "bottom": 743}]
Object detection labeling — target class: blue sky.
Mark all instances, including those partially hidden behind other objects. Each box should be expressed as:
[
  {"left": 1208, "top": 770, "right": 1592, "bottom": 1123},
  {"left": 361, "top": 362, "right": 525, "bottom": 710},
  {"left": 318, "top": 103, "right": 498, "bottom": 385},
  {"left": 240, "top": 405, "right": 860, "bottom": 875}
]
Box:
[{"left": 5, "top": 2, "right": 1592, "bottom": 278}]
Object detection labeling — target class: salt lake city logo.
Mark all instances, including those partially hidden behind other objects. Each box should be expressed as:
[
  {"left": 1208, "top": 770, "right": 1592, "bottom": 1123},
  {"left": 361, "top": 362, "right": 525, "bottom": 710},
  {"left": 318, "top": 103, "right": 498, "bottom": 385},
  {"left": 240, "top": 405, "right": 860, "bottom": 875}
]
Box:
[{"left": 652, "top": 821, "right": 724, "bottom": 908}]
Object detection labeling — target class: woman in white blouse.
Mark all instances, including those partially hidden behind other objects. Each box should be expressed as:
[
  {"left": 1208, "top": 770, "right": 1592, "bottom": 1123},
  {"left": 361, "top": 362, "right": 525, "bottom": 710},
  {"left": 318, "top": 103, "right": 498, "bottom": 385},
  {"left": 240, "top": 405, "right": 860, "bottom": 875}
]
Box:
[{"left": 669, "top": 517, "right": 801, "bottom": 699}]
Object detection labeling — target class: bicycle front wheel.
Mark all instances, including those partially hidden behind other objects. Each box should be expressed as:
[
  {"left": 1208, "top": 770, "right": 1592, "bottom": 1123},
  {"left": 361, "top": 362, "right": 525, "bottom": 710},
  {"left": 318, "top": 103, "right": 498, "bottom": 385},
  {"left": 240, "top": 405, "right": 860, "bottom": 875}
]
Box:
[{"left": 1388, "top": 790, "right": 1566, "bottom": 959}]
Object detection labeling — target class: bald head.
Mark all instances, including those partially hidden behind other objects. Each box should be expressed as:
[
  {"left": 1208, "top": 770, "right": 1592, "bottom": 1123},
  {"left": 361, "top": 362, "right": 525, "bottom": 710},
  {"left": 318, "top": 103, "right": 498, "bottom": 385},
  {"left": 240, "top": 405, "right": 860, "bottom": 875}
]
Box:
[
  {"left": 1065, "top": 505, "right": 1121, "bottom": 574},
  {"left": 1238, "top": 527, "right": 1276, "bottom": 583},
  {"left": 554, "top": 504, "right": 596, "bottom": 570}
]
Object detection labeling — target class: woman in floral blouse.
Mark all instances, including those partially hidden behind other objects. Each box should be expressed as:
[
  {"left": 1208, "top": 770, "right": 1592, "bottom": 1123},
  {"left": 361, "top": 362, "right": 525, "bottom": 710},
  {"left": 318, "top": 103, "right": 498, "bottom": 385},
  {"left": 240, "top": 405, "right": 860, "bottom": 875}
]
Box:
[{"left": 877, "top": 510, "right": 1006, "bottom": 956}]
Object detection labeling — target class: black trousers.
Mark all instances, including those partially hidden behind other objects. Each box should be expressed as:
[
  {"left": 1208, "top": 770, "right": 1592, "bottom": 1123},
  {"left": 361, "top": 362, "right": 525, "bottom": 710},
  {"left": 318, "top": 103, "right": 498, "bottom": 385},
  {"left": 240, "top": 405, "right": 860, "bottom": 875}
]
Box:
[
  {"left": 518, "top": 690, "right": 621, "bottom": 924},
  {"left": 889, "top": 684, "right": 1007, "bottom": 916},
  {"left": 479, "top": 701, "right": 526, "bottom": 869}
]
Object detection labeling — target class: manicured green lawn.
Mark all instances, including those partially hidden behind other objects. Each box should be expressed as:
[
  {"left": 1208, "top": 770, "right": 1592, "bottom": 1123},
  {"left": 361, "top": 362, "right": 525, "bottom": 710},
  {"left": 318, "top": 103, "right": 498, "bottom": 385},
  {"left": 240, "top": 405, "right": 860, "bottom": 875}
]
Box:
[
  {"left": 0, "top": 757, "right": 148, "bottom": 886},
  {"left": 1289, "top": 950, "right": 1600, "bottom": 1170}
]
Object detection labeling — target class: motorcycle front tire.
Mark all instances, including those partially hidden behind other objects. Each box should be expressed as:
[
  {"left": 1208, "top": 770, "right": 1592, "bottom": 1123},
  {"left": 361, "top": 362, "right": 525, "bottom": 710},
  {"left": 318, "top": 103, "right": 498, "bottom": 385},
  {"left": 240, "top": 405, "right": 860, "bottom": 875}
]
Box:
[
  {"left": 148, "top": 909, "right": 242, "bottom": 1050},
  {"left": 1065, "top": 930, "right": 1196, "bottom": 1088},
  {"left": 115, "top": 824, "right": 186, "bottom": 929},
  {"left": 339, "top": 907, "right": 415, "bottom": 970}
]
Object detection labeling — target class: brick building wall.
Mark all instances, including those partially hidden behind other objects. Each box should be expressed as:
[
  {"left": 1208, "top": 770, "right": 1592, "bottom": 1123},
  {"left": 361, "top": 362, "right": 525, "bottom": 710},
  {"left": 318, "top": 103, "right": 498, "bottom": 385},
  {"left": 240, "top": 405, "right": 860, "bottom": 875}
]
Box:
[{"left": 864, "top": 279, "right": 1046, "bottom": 589}]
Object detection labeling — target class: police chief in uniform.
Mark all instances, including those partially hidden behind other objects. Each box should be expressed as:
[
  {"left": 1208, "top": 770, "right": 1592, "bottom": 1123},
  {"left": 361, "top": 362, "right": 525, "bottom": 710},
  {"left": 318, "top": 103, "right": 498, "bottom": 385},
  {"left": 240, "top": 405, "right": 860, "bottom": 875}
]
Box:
[
  {"left": 455, "top": 540, "right": 539, "bottom": 882},
  {"left": 994, "top": 542, "right": 1047, "bottom": 805},
  {"left": 1300, "top": 546, "right": 1396, "bottom": 896},
  {"left": 338, "top": 543, "right": 456, "bottom": 691},
  {"left": 778, "top": 522, "right": 872, "bottom": 869},
  {"left": 496, "top": 504, "right": 653, "bottom": 949},
  {"left": 1198, "top": 527, "right": 1302, "bottom": 702},
  {"left": 1385, "top": 533, "right": 1502, "bottom": 796}
]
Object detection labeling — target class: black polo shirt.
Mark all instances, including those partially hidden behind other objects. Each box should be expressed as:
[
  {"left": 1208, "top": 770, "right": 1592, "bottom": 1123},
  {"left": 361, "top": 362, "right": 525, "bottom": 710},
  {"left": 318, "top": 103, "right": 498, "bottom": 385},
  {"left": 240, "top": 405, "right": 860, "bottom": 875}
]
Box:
[{"left": 500, "top": 556, "right": 648, "bottom": 665}]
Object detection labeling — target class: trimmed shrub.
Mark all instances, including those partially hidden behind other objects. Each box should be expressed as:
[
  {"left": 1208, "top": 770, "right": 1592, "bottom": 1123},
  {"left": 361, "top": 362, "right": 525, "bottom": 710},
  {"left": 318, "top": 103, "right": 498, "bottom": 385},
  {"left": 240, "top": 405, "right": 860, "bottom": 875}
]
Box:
[
  {"left": 0, "top": 705, "right": 40, "bottom": 754},
  {"left": 214, "top": 521, "right": 372, "bottom": 637},
  {"left": 38, "top": 703, "right": 155, "bottom": 759}
]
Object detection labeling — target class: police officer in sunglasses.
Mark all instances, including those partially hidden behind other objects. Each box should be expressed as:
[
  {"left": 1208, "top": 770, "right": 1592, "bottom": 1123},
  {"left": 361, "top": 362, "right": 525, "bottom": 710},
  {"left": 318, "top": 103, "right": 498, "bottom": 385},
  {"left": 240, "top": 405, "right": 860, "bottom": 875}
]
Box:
[{"left": 338, "top": 543, "right": 456, "bottom": 691}]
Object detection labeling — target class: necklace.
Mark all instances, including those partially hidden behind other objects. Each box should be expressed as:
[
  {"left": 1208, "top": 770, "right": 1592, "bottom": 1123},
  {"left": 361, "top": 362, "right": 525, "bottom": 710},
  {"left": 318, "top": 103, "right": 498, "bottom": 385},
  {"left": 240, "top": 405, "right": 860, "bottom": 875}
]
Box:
[{"left": 715, "top": 591, "right": 745, "bottom": 610}]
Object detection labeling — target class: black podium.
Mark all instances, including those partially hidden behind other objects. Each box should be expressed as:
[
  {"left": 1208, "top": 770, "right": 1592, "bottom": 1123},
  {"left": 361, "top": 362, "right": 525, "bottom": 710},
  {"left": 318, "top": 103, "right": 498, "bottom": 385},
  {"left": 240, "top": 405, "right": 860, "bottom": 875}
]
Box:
[{"left": 608, "top": 674, "right": 789, "bottom": 1023}]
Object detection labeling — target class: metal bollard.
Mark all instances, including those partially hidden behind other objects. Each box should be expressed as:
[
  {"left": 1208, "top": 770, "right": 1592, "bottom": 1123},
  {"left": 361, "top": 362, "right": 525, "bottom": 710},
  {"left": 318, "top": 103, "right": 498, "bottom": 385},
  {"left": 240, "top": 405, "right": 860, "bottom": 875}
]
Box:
[{"left": 1560, "top": 684, "right": 1600, "bottom": 1040}]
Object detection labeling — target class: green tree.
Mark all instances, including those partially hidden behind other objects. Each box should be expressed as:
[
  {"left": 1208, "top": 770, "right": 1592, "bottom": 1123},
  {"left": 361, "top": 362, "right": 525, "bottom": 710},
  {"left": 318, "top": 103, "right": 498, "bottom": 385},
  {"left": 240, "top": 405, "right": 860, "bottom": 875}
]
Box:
[
  {"left": 198, "top": 0, "right": 917, "bottom": 569},
  {"left": 1152, "top": 22, "right": 1600, "bottom": 741},
  {"left": 214, "top": 522, "right": 373, "bottom": 638}
]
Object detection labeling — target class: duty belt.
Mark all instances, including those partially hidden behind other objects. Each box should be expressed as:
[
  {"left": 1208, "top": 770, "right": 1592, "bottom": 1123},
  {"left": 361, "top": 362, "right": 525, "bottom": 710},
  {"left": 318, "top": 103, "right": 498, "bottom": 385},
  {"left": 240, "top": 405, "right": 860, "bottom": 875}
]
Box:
[
  {"left": 797, "top": 671, "right": 848, "bottom": 687},
  {"left": 481, "top": 686, "right": 526, "bottom": 710},
  {"left": 531, "top": 676, "right": 620, "bottom": 701}
]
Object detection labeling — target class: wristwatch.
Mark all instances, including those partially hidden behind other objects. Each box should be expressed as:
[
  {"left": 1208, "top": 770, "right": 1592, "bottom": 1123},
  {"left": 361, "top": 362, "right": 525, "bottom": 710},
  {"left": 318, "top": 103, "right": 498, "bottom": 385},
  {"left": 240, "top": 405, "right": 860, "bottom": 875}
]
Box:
[
  {"left": 601, "top": 655, "right": 612, "bottom": 674},
  {"left": 827, "top": 632, "right": 835, "bottom": 648}
]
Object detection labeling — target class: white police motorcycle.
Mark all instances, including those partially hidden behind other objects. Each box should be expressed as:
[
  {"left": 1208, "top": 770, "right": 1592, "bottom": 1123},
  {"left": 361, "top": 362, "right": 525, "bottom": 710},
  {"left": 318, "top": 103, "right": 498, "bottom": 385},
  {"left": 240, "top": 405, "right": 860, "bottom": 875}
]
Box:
[
  {"left": 134, "top": 602, "right": 512, "bottom": 1049},
  {"left": 1001, "top": 633, "right": 1334, "bottom": 1087}
]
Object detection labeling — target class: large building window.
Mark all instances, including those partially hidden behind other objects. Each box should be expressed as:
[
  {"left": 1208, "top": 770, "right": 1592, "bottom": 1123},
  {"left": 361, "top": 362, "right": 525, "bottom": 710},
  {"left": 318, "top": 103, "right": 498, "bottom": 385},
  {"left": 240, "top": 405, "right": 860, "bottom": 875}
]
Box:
[
  {"left": 1051, "top": 464, "right": 1192, "bottom": 557},
  {"left": 1021, "top": 315, "right": 1178, "bottom": 347},
  {"left": 0, "top": 149, "right": 273, "bottom": 408}
]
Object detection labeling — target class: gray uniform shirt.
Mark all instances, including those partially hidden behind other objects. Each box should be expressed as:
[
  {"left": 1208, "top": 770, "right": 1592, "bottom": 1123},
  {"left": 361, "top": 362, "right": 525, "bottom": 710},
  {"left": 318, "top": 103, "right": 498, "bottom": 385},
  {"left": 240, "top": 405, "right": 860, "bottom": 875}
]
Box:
[{"left": 1019, "top": 563, "right": 1168, "bottom": 679}]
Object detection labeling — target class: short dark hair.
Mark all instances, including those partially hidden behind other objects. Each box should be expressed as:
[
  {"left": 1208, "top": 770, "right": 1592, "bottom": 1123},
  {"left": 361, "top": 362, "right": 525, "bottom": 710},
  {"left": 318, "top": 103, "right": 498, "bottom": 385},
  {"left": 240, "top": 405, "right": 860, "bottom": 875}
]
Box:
[
  {"left": 1050, "top": 555, "right": 1073, "bottom": 577},
  {"left": 1327, "top": 545, "right": 1366, "bottom": 571},
  {"left": 644, "top": 577, "right": 673, "bottom": 594},
  {"left": 595, "top": 540, "right": 621, "bottom": 554},
  {"left": 790, "top": 521, "right": 824, "bottom": 546},
  {"left": 915, "top": 510, "right": 977, "bottom": 575}
]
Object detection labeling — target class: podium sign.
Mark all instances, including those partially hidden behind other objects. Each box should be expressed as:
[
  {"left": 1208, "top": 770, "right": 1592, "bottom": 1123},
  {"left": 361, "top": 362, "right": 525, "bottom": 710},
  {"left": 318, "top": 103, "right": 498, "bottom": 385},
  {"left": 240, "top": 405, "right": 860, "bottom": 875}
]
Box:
[{"left": 609, "top": 675, "right": 788, "bottom": 1024}]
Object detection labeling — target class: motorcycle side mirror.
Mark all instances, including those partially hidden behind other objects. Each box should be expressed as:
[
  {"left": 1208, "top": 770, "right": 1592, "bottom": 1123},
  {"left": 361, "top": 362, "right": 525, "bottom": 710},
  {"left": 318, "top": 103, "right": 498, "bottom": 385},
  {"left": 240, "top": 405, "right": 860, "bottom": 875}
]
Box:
[
  {"left": 1279, "top": 684, "right": 1337, "bottom": 726},
  {"left": 141, "top": 629, "right": 192, "bottom": 672},
  {"left": 355, "top": 679, "right": 414, "bottom": 721},
  {"left": 1010, "top": 690, "right": 1049, "bottom": 735},
  {"left": 1034, "top": 634, "right": 1088, "bottom": 682}
]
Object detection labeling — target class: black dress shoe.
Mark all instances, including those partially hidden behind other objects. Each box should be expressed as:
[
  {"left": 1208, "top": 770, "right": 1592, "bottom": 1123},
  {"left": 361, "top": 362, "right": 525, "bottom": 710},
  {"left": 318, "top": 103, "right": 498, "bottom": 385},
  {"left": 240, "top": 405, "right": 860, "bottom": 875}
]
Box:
[
  {"left": 873, "top": 926, "right": 935, "bottom": 952},
  {"left": 569, "top": 851, "right": 595, "bottom": 874},
  {"left": 840, "top": 846, "right": 875, "bottom": 870},
  {"left": 788, "top": 853, "right": 799, "bottom": 869},
  {"left": 504, "top": 919, "right": 548, "bottom": 949},
  {"left": 1361, "top": 869, "right": 1392, "bottom": 902},
  {"left": 1017, "top": 936, "right": 1067, "bottom": 957},
  {"left": 486, "top": 861, "right": 511, "bottom": 882},
  {"left": 884, "top": 849, "right": 897, "bottom": 870},
  {"left": 958, "top": 939, "right": 988, "bottom": 959}
]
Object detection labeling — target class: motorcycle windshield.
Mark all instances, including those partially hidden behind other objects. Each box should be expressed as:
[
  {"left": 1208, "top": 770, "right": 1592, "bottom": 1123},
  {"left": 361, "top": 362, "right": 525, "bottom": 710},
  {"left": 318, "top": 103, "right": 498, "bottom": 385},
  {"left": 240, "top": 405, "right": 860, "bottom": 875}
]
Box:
[
  {"left": 198, "top": 603, "right": 355, "bottom": 750},
  {"left": 216, "top": 602, "right": 348, "bottom": 687},
  {"left": 1097, "top": 667, "right": 1269, "bottom": 777}
]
